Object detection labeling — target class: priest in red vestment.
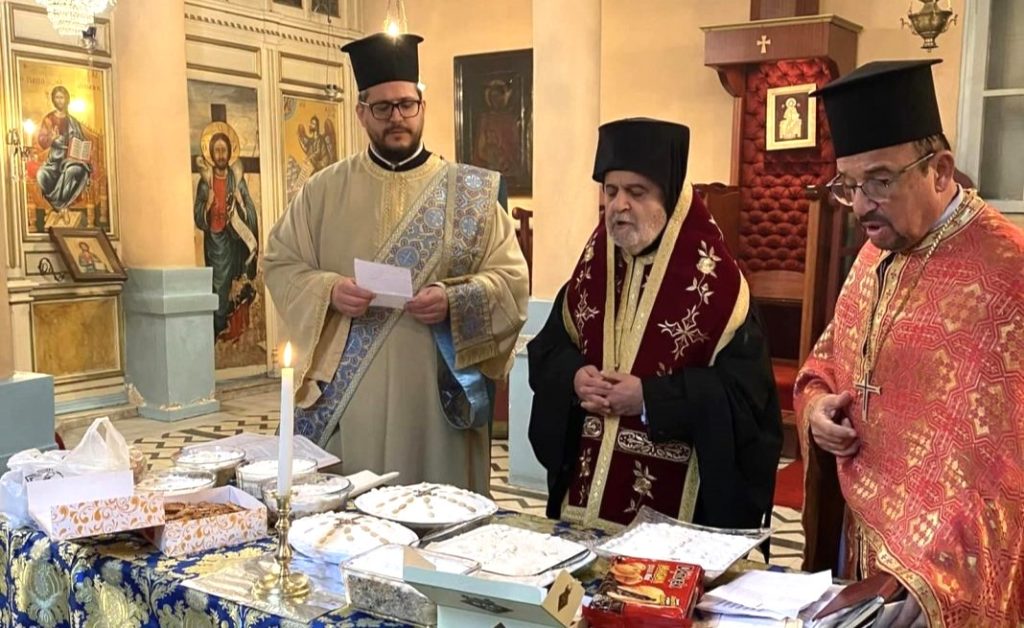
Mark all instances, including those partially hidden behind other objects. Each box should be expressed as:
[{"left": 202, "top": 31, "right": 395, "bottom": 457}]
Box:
[
  {"left": 528, "top": 118, "right": 782, "bottom": 532},
  {"left": 796, "top": 59, "right": 1024, "bottom": 627}
]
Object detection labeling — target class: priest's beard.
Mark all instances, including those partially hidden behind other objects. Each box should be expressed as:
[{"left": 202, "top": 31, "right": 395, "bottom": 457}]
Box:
[
  {"left": 608, "top": 209, "right": 668, "bottom": 256},
  {"left": 368, "top": 123, "right": 423, "bottom": 164}
]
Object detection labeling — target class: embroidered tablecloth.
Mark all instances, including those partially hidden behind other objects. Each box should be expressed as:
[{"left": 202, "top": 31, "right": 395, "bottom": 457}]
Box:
[{"left": 0, "top": 510, "right": 607, "bottom": 627}]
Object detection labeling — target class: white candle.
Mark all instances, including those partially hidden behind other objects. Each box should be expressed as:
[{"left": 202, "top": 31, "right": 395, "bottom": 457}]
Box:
[{"left": 278, "top": 342, "right": 295, "bottom": 496}]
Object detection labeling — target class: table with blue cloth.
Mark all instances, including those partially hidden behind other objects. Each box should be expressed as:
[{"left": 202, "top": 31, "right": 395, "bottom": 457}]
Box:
[{"left": 0, "top": 510, "right": 609, "bottom": 627}]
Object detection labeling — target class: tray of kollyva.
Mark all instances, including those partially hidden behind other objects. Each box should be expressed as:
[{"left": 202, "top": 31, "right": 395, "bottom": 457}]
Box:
[
  {"left": 424, "top": 523, "right": 596, "bottom": 586},
  {"left": 353, "top": 482, "right": 499, "bottom": 542}
]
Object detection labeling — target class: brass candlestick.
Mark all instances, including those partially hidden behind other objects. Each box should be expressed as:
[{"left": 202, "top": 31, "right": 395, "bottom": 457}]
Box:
[{"left": 254, "top": 492, "right": 311, "bottom": 601}]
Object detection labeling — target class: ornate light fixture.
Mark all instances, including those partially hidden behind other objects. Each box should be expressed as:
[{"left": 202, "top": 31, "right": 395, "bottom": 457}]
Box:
[
  {"left": 323, "top": 13, "right": 342, "bottom": 101},
  {"left": 81, "top": 25, "right": 98, "bottom": 51},
  {"left": 34, "top": 0, "right": 116, "bottom": 38},
  {"left": 323, "top": 83, "right": 341, "bottom": 101},
  {"left": 901, "top": 0, "right": 957, "bottom": 51},
  {"left": 382, "top": 0, "right": 408, "bottom": 37}
]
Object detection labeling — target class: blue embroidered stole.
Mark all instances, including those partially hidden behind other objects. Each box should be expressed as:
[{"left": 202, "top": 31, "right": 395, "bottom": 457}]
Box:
[{"left": 296, "top": 163, "right": 498, "bottom": 446}]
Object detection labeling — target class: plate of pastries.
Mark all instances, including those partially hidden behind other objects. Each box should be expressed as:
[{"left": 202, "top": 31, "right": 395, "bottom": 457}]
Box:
[
  {"left": 353, "top": 482, "right": 498, "bottom": 529},
  {"left": 289, "top": 511, "right": 418, "bottom": 563}
]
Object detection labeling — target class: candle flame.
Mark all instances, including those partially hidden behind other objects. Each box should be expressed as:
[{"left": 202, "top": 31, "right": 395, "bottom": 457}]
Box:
[
  {"left": 22, "top": 119, "right": 36, "bottom": 136},
  {"left": 283, "top": 342, "right": 293, "bottom": 368}
]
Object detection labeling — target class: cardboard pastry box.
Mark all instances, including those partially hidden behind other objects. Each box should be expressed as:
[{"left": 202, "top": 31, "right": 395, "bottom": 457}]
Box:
[
  {"left": 404, "top": 548, "right": 585, "bottom": 628},
  {"left": 27, "top": 470, "right": 164, "bottom": 541},
  {"left": 143, "top": 486, "right": 268, "bottom": 557}
]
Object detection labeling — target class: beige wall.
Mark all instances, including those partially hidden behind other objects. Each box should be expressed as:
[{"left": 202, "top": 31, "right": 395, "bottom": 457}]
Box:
[
  {"left": 532, "top": 0, "right": 602, "bottom": 298},
  {"left": 360, "top": 0, "right": 969, "bottom": 297}
]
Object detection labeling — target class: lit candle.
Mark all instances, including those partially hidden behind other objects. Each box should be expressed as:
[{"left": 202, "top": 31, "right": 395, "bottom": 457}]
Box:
[{"left": 278, "top": 342, "right": 295, "bottom": 496}]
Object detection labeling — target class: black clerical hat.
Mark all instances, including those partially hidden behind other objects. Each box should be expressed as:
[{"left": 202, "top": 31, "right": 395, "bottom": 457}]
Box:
[
  {"left": 341, "top": 33, "right": 423, "bottom": 92},
  {"left": 593, "top": 118, "right": 690, "bottom": 214},
  {"left": 813, "top": 59, "right": 943, "bottom": 158}
]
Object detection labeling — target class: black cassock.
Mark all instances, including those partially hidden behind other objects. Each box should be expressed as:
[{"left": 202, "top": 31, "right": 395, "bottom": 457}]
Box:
[{"left": 527, "top": 285, "right": 783, "bottom": 531}]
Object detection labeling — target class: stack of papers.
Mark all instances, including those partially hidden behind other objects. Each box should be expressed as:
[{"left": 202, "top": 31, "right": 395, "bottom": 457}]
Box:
[{"left": 698, "top": 570, "right": 835, "bottom": 622}]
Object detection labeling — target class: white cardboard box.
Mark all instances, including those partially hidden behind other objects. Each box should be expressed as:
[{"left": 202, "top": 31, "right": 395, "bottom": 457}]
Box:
[
  {"left": 403, "top": 548, "right": 584, "bottom": 628},
  {"left": 26, "top": 470, "right": 164, "bottom": 540},
  {"left": 143, "top": 486, "right": 268, "bottom": 557}
]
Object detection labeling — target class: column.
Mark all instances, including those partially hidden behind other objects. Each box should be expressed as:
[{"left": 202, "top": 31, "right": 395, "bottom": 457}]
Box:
[
  {"left": 1, "top": 238, "right": 12, "bottom": 382},
  {"left": 114, "top": 0, "right": 219, "bottom": 421},
  {"left": 506, "top": 0, "right": 601, "bottom": 491},
  {"left": 531, "top": 0, "right": 602, "bottom": 299},
  {"left": 1, "top": 227, "right": 55, "bottom": 471}
]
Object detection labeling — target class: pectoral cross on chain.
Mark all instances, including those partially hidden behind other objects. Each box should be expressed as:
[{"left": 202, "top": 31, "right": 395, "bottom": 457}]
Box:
[{"left": 854, "top": 371, "right": 881, "bottom": 419}]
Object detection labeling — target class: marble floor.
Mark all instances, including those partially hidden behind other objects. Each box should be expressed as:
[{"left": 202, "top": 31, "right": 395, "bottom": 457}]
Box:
[{"left": 58, "top": 386, "right": 805, "bottom": 570}]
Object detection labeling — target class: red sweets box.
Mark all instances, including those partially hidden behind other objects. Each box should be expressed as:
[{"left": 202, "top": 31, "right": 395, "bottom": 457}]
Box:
[{"left": 583, "top": 556, "right": 704, "bottom": 628}]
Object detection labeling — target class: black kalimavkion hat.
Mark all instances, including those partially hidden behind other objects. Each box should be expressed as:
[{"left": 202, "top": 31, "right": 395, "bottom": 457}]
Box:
[
  {"left": 592, "top": 118, "right": 690, "bottom": 214},
  {"left": 342, "top": 32, "right": 423, "bottom": 92},
  {"left": 812, "top": 59, "right": 943, "bottom": 157}
]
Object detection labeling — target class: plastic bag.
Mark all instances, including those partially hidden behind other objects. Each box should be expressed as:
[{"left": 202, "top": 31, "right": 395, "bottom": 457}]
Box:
[
  {"left": 0, "top": 470, "right": 30, "bottom": 528},
  {"left": 0, "top": 417, "right": 129, "bottom": 528},
  {"left": 0, "top": 449, "right": 65, "bottom": 528},
  {"left": 59, "top": 416, "right": 130, "bottom": 474}
]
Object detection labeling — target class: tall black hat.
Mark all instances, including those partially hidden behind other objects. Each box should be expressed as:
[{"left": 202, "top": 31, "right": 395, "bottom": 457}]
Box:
[{"left": 812, "top": 59, "right": 943, "bottom": 157}]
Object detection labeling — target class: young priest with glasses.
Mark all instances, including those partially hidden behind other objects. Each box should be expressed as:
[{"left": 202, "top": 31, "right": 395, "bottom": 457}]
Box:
[{"left": 265, "top": 33, "right": 529, "bottom": 494}]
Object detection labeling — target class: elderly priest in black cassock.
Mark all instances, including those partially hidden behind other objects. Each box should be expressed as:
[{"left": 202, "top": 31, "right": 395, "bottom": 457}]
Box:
[{"left": 528, "top": 118, "right": 782, "bottom": 531}]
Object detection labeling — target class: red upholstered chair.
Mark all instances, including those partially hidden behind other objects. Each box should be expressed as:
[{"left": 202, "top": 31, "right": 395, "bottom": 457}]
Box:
[
  {"left": 694, "top": 183, "right": 742, "bottom": 257},
  {"left": 698, "top": 183, "right": 843, "bottom": 458}
]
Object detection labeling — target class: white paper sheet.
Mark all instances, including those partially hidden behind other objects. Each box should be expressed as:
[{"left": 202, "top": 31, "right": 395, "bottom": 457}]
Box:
[
  {"left": 354, "top": 258, "right": 413, "bottom": 308},
  {"left": 698, "top": 570, "right": 834, "bottom": 621}
]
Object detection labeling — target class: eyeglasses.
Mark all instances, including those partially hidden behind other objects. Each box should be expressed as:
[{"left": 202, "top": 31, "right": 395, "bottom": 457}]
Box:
[
  {"left": 360, "top": 99, "right": 422, "bottom": 121},
  {"left": 827, "top": 152, "right": 934, "bottom": 206}
]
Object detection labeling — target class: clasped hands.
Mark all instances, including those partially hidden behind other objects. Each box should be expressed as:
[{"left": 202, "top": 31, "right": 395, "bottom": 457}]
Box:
[
  {"left": 807, "top": 391, "right": 860, "bottom": 459},
  {"left": 330, "top": 277, "right": 447, "bottom": 324},
  {"left": 573, "top": 365, "right": 643, "bottom": 417}
]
